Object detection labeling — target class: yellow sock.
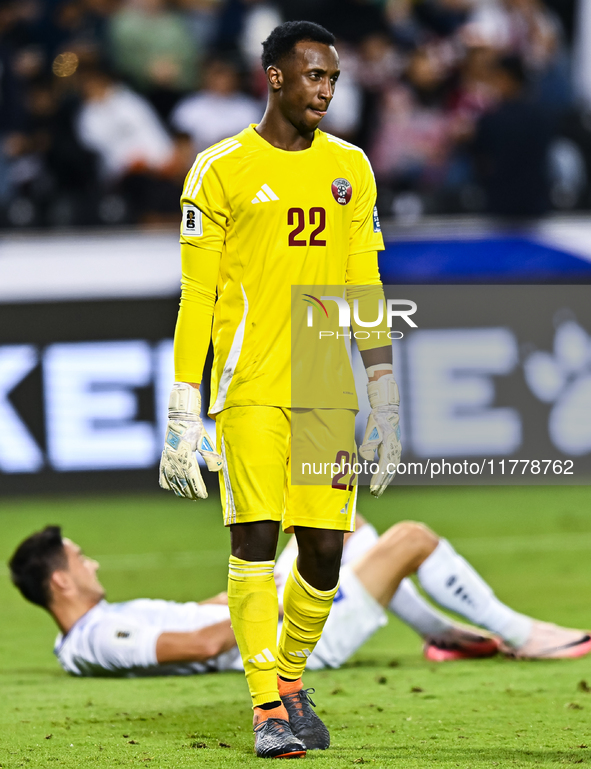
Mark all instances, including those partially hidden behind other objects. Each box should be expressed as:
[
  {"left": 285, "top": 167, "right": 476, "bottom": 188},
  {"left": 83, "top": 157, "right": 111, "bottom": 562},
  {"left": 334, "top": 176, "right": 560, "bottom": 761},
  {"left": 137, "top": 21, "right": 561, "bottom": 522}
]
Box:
[
  {"left": 277, "top": 559, "right": 339, "bottom": 680},
  {"left": 227, "top": 555, "right": 280, "bottom": 708}
]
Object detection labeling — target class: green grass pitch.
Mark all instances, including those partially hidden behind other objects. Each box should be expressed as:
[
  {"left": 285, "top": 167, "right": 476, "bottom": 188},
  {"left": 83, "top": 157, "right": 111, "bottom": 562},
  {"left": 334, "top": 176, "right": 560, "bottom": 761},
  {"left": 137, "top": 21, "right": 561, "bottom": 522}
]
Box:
[{"left": 1, "top": 486, "right": 590, "bottom": 768}]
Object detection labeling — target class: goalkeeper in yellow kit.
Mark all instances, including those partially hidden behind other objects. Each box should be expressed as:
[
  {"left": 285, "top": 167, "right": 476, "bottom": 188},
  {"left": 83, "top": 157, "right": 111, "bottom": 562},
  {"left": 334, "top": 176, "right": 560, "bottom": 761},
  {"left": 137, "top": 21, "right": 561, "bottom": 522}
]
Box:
[{"left": 159, "top": 20, "right": 402, "bottom": 758}]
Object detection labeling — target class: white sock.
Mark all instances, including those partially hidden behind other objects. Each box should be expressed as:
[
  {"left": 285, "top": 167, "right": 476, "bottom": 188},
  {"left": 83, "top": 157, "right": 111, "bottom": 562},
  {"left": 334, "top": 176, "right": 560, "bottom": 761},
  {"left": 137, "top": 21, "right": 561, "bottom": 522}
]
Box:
[
  {"left": 389, "top": 578, "right": 457, "bottom": 638},
  {"left": 417, "top": 539, "right": 531, "bottom": 647}
]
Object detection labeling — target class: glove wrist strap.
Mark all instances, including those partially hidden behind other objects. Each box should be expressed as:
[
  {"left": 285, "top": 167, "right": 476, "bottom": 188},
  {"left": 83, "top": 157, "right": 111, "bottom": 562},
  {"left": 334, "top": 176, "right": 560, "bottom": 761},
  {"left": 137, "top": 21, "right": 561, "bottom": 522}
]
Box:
[
  {"left": 168, "top": 382, "right": 202, "bottom": 421},
  {"left": 365, "top": 363, "right": 392, "bottom": 378},
  {"left": 367, "top": 374, "right": 400, "bottom": 409}
]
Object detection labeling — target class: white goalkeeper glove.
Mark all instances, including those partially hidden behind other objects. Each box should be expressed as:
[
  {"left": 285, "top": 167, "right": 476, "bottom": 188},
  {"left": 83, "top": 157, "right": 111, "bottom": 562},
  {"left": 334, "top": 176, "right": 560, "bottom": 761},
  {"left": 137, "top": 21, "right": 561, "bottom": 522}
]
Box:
[
  {"left": 159, "top": 382, "right": 222, "bottom": 500},
  {"left": 359, "top": 374, "right": 402, "bottom": 498}
]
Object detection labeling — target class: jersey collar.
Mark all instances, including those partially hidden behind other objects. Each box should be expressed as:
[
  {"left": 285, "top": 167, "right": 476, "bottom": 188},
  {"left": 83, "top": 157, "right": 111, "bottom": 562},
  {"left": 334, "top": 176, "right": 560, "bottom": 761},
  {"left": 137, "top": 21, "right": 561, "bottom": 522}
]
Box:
[{"left": 247, "top": 124, "right": 322, "bottom": 155}]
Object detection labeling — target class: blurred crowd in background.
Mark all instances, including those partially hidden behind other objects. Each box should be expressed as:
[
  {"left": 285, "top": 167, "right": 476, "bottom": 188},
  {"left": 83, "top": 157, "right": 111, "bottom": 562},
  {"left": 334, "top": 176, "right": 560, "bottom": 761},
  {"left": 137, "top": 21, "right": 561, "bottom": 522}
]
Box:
[{"left": 0, "top": 0, "right": 588, "bottom": 228}]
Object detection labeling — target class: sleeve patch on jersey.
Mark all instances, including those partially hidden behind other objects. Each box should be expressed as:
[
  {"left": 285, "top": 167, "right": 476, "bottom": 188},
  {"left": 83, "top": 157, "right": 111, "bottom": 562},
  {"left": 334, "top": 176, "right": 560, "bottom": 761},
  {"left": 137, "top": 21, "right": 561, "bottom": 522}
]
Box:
[
  {"left": 373, "top": 205, "right": 381, "bottom": 233},
  {"left": 182, "top": 204, "right": 203, "bottom": 237}
]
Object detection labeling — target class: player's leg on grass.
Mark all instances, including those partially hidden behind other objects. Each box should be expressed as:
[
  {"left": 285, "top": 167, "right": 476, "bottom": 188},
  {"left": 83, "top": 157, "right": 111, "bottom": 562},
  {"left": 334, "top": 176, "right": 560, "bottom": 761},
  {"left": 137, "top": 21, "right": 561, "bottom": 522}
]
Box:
[
  {"left": 275, "top": 526, "right": 342, "bottom": 750},
  {"left": 355, "top": 522, "right": 590, "bottom": 658},
  {"left": 413, "top": 534, "right": 531, "bottom": 648},
  {"left": 350, "top": 521, "right": 437, "bottom": 604},
  {"left": 219, "top": 405, "right": 306, "bottom": 758},
  {"left": 416, "top": 533, "right": 591, "bottom": 659},
  {"left": 348, "top": 521, "right": 499, "bottom": 660},
  {"left": 343, "top": 518, "right": 498, "bottom": 658},
  {"left": 230, "top": 520, "right": 306, "bottom": 758},
  {"left": 274, "top": 524, "right": 343, "bottom": 751},
  {"left": 277, "top": 526, "right": 343, "bottom": 682},
  {"left": 351, "top": 520, "right": 525, "bottom": 645},
  {"left": 229, "top": 520, "right": 282, "bottom": 708},
  {"left": 275, "top": 408, "right": 355, "bottom": 750},
  {"left": 341, "top": 518, "right": 469, "bottom": 645}
]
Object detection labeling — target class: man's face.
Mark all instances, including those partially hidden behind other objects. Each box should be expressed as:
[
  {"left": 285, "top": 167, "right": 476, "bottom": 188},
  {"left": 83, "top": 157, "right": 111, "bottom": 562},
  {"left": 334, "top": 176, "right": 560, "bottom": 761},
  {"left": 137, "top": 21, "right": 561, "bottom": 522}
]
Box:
[
  {"left": 274, "top": 41, "right": 340, "bottom": 133},
  {"left": 61, "top": 539, "right": 105, "bottom": 603}
]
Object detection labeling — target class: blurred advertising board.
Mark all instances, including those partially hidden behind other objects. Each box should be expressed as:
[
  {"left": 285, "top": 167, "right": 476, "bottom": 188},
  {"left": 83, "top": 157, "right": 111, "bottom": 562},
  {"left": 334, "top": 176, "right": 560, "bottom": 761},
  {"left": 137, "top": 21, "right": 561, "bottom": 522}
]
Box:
[
  {"left": 350, "top": 285, "right": 591, "bottom": 485},
  {"left": 0, "top": 231, "right": 182, "bottom": 495},
  {"left": 0, "top": 298, "right": 179, "bottom": 494},
  {"left": 0, "top": 225, "right": 590, "bottom": 494}
]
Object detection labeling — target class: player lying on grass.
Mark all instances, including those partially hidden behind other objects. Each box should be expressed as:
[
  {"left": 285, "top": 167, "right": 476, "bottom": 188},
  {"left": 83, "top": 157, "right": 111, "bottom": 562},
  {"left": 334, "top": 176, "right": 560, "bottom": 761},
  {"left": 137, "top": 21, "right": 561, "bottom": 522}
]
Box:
[{"left": 9, "top": 518, "right": 590, "bottom": 682}]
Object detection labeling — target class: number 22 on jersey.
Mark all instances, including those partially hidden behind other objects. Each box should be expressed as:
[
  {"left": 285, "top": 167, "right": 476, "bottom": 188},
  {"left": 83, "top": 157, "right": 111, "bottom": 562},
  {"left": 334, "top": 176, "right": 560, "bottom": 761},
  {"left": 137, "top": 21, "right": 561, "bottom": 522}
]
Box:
[{"left": 288, "top": 207, "right": 327, "bottom": 247}]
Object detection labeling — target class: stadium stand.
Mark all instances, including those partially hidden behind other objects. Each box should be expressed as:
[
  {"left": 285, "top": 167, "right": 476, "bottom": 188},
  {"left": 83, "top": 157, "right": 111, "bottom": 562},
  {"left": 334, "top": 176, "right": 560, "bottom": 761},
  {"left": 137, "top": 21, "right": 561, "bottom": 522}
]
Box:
[{"left": 0, "top": 0, "right": 584, "bottom": 228}]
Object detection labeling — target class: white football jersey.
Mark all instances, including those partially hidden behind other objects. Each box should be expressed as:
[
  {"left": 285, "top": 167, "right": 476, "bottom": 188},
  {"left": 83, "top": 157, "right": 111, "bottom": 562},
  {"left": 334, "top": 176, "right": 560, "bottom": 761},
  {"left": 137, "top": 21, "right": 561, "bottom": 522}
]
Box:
[{"left": 54, "top": 598, "right": 242, "bottom": 677}]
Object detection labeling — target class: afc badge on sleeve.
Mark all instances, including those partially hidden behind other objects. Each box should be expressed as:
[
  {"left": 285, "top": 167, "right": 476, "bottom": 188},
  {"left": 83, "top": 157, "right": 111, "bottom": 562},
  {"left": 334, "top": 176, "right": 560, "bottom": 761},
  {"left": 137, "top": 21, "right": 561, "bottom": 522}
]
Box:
[
  {"left": 373, "top": 205, "right": 381, "bottom": 233},
  {"left": 182, "top": 203, "right": 203, "bottom": 236}
]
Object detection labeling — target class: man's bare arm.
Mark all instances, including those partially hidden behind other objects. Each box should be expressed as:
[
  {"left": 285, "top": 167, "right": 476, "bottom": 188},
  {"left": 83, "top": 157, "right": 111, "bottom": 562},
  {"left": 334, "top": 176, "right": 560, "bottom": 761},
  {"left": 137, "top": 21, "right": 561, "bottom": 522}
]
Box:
[
  {"left": 155, "top": 619, "right": 236, "bottom": 664},
  {"left": 360, "top": 346, "right": 393, "bottom": 377}
]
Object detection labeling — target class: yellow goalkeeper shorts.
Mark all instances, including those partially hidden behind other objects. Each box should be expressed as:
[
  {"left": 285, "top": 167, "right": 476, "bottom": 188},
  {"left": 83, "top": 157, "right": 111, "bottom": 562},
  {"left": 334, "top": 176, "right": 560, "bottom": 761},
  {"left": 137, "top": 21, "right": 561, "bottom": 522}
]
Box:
[{"left": 216, "top": 405, "right": 357, "bottom": 532}]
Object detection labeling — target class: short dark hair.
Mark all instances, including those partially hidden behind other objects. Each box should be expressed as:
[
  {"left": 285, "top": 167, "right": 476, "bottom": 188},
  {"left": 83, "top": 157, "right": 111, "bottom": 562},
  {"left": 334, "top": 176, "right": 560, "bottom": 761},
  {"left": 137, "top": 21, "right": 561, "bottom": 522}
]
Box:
[
  {"left": 9, "top": 526, "right": 67, "bottom": 609},
  {"left": 261, "top": 21, "right": 335, "bottom": 71}
]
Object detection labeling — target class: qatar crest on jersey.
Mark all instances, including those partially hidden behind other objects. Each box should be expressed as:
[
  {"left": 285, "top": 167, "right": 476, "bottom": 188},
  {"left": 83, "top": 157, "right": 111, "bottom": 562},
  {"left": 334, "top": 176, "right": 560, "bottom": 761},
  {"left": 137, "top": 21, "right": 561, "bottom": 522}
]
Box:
[{"left": 331, "top": 178, "right": 352, "bottom": 205}]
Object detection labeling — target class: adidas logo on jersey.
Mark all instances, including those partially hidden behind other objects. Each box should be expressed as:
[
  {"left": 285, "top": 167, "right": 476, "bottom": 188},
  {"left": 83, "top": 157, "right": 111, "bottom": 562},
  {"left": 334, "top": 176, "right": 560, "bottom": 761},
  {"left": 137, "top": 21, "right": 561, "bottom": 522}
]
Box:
[
  {"left": 288, "top": 648, "right": 312, "bottom": 658},
  {"left": 251, "top": 184, "right": 279, "bottom": 204},
  {"left": 247, "top": 648, "right": 276, "bottom": 664}
]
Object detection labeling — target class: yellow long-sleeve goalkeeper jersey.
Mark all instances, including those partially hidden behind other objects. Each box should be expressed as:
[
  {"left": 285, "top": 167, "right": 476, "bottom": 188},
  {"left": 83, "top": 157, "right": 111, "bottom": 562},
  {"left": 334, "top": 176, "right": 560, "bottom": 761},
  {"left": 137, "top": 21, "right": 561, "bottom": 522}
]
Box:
[{"left": 176, "top": 124, "right": 386, "bottom": 415}]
